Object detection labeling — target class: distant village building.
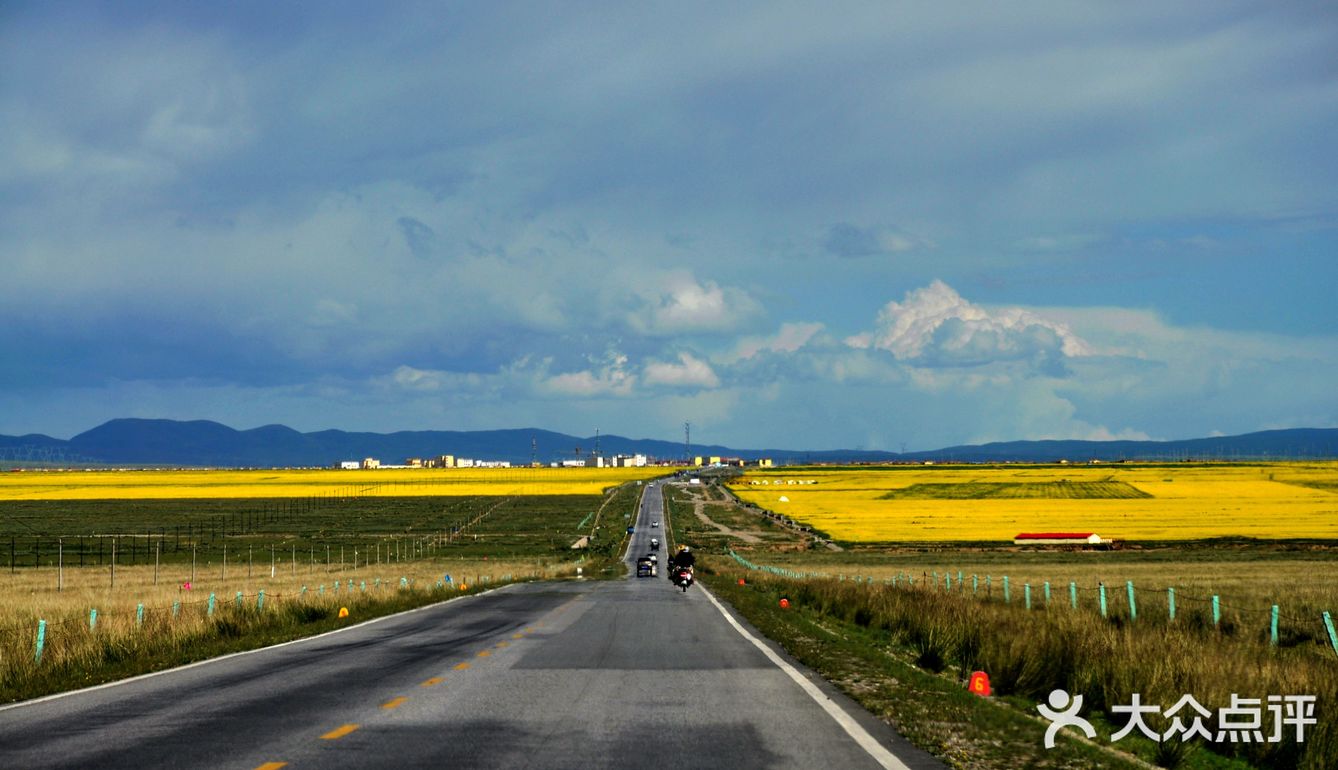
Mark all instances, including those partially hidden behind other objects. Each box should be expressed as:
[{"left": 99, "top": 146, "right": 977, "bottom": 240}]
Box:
[
  {"left": 455, "top": 458, "right": 475, "bottom": 468},
  {"left": 361, "top": 458, "right": 381, "bottom": 469},
  {"left": 338, "top": 461, "right": 360, "bottom": 470},
  {"left": 405, "top": 458, "right": 423, "bottom": 467},
  {"left": 610, "top": 454, "right": 648, "bottom": 467}
]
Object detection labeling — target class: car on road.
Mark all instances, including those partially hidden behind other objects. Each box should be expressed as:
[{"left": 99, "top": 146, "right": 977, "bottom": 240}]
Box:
[
  {"left": 651, "top": 521, "right": 659, "bottom": 528},
  {"left": 636, "top": 555, "right": 656, "bottom": 577}
]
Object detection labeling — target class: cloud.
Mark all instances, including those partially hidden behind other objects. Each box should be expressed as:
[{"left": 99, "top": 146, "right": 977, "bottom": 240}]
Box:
[
  {"left": 628, "top": 275, "right": 761, "bottom": 335},
  {"left": 642, "top": 352, "right": 720, "bottom": 389},
  {"left": 397, "top": 216, "right": 437, "bottom": 259},
  {"left": 728, "top": 322, "right": 825, "bottom": 361},
  {"left": 823, "top": 223, "right": 920, "bottom": 257},
  {"left": 539, "top": 352, "right": 636, "bottom": 398},
  {"left": 849, "top": 280, "right": 1093, "bottom": 372}
]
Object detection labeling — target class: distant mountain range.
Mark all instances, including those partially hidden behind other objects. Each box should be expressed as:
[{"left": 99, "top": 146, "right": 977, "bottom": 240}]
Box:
[{"left": 1, "top": 419, "right": 1336, "bottom": 468}]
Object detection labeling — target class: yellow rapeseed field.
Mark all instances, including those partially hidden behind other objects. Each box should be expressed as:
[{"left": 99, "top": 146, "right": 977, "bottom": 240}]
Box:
[
  {"left": 728, "top": 463, "right": 1338, "bottom": 542},
  {"left": 0, "top": 466, "right": 665, "bottom": 501}
]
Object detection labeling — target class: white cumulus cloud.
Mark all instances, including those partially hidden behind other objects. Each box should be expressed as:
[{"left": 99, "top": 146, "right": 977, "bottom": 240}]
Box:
[{"left": 643, "top": 352, "right": 720, "bottom": 389}]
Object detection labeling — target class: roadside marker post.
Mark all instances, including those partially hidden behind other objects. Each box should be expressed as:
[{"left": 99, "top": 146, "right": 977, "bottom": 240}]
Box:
[
  {"left": 1003, "top": 576, "right": 1011, "bottom": 604},
  {"left": 172, "top": 600, "right": 180, "bottom": 619},
  {"left": 1127, "top": 581, "right": 1137, "bottom": 622},
  {"left": 972, "top": 574, "right": 978, "bottom": 594},
  {"left": 1168, "top": 588, "right": 1176, "bottom": 621},
  {"left": 89, "top": 608, "right": 97, "bottom": 631},
  {"left": 1024, "top": 583, "right": 1031, "bottom": 610},
  {"left": 35, "top": 620, "right": 46, "bottom": 663},
  {"left": 207, "top": 593, "right": 216, "bottom": 617},
  {"left": 968, "top": 671, "right": 991, "bottom": 697},
  {"left": 235, "top": 592, "right": 243, "bottom": 610},
  {"left": 1043, "top": 581, "right": 1051, "bottom": 606},
  {"left": 1212, "top": 595, "right": 1221, "bottom": 629},
  {"left": 1270, "top": 605, "right": 1279, "bottom": 647},
  {"left": 1069, "top": 582, "right": 1077, "bottom": 610},
  {"left": 1099, "top": 583, "right": 1108, "bottom": 618},
  {"left": 258, "top": 590, "right": 265, "bottom": 612},
  {"left": 136, "top": 603, "right": 144, "bottom": 628},
  {"left": 1323, "top": 612, "right": 1338, "bottom": 657}
]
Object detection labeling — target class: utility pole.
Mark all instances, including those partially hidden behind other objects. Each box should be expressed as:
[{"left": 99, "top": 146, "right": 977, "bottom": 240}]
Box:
[
  {"left": 531, "top": 436, "right": 537, "bottom": 467},
  {"left": 684, "top": 422, "right": 691, "bottom": 462}
]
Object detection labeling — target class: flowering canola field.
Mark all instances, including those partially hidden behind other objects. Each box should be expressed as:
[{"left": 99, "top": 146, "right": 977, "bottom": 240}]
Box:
[
  {"left": 0, "top": 466, "right": 664, "bottom": 501},
  {"left": 728, "top": 463, "right": 1338, "bottom": 542}
]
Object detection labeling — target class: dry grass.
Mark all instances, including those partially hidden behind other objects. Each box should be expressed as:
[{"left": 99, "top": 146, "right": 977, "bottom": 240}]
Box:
[{"left": 0, "top": 555, "right": 577, "bottom": 698}]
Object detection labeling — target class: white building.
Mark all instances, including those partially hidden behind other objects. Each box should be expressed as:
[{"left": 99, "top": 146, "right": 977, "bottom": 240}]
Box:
[
  {"left": 361, "top": 458, "right": 381, "bottom": 469},
  {"left": 338, "top": 461, "right": 360, "bottom": 470}
]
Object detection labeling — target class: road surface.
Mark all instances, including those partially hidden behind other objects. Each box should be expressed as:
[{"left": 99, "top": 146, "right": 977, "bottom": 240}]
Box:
[{"left": 0, "top": 480, "right": 940, "bottom": 769}]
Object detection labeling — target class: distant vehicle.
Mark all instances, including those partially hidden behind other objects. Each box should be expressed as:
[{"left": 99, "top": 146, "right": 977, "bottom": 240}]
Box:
[
  {"left": 650, "top": 538, "right": 660, "bottom": 551},
  {"left": 651, "top": 521, "right": 659, "bottom": 528},
  {"left": 636, "top": 556, "right": 656, "bottom": 578},
  {"left": 672, "top": 565, "right": 694, "bottom": 592},
  {"left": 626, "top": 526, "right": 635, "bottom": 534}
]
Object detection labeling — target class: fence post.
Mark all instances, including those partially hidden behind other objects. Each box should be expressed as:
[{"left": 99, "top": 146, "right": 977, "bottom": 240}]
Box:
[
  {"left": 1024, "top": 583, "right": 1031, "bottom": 610},
  {"left": 1003, "top": 576, "right": 1011, "bottom": 604},
  {"left": 1323, "top": 612, "right": 1338, "bottom": 657},
  {"left": 35, "top": 619, "right": 46, "bottom": 663},
  {"left": 1043, "top": 581, "right": 1051, "bottom": 605},
  {"left": 986, "top": 575, "right": 991, "bottom": 595},
  {"left": 235, "top": 591, "right": 243, "bottom": 609},
  {"left": 208, "top": 593, "right": 216, "bottom": 617},
  {"left": 258, "top": 590, "right": 265, "bottom": 611},
  {"left": 1126, "top": 581, "right": 1137, "bottom": 622},
  {"left": 136, "top": 603, "right": 144, "bottom": 627},
  {"left": 1070, "top": 581, "right": 1077, "bottom": 610},
  {"left": 957, "top": 570, "right": 963, "bottom": 590},
  {"left": 89, "top": 608, "right": 98, "bottom": 631},
  {"left": 1168, "top": 588, "right": 1176, "bottom": 621},
  {"left": 972, "top": 574, "right": 978, "bottom": 594},
  {"left": 172, "top": 600, "right": 180, "bottom": 619},
  {"left": 1270, "top": 605, "right": 1279, "bottom": 647},
  {"left": 1212, "top": 595, "right": 1221, "bottom": 629},
  {"left": 1099, "top": 583, "right": 1108, "bottom": 618}
]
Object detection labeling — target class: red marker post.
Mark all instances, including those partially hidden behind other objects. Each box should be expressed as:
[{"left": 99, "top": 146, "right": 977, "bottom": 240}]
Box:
[
  {"left": 968, "top": 671, "right": 991, "bottom": 697},
  {"left": 779, "top": 597, "right": 790, "bottom": 609}
]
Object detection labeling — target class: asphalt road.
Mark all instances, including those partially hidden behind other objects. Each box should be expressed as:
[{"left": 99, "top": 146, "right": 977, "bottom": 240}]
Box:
[{"left": 0, "top": 480, "right": 941, "bottom": 769}]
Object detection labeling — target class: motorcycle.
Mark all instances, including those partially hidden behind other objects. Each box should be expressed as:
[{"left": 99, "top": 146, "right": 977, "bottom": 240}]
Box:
[{"left": 672, "top": 565, "right": 694, "bottom": 592}]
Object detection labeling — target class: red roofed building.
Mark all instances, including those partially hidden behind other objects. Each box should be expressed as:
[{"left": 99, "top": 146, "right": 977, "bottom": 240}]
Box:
[{"left": 1013, "top": 532, "right": 1107, "bottom": 546}]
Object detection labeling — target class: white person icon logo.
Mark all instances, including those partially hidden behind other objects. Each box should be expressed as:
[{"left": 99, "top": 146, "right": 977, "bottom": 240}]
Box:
[{"left": 1038, "top": 689, "right": 1097, "bottom": 748}]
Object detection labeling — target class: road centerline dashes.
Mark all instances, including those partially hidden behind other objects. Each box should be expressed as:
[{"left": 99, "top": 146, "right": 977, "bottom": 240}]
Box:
[
  {"left": 381, "top": 697, "right": 409, "bottom": 710},
  {"left": 320, "top": 724, "right": 360, "bottom": 740}
]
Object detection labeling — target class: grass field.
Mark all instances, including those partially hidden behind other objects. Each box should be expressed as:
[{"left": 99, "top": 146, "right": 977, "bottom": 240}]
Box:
[
  {"left": 665, "top": 478, "right": 1338, "bottom": 769},
  {"left": 728, "top": 462, "right": 1338, "bottom": 542}
]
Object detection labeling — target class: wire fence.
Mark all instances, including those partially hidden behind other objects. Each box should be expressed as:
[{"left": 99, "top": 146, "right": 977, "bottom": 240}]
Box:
[{"left": 726, "top": 550, "right": 1338, "bottom": 658}]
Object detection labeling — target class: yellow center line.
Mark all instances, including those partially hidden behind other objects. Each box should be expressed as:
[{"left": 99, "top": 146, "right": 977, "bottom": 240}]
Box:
[
  {"left": 495, "top": 641, "right": 509, "bottom": 648},
  {"left": 320, "top": 724, "right": 360, "bottom": 740},
  {"left": 453, "top": 662, "right": 471, "bottom": 671},
  {"left": 511, "top": 633, "right": 524, "bottom": 639},
  {"left": 477, "top": 649, "right": 491, "bottom": 657},
  {"left": 381, "top": 696, "right": 409, "bottom": 710},
  {"left": 254, "top": 764, "right": 288, "bottom": 770},
  {"left": 420, "top": 677, "right": 445, "bottom": 687}
]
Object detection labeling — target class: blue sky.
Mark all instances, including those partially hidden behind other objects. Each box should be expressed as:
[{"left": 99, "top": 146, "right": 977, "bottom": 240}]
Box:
[{"left": 2, "top": 2, "right": 1336, "bottom": 451}]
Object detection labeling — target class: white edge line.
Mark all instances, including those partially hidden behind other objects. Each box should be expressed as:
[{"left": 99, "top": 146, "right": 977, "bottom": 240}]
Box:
[
  {"left": 0, "top": 582, "right": 517, "bottom": 714},
  {"left": 701, "top": 585, "right": 912, "bottom": 770}
]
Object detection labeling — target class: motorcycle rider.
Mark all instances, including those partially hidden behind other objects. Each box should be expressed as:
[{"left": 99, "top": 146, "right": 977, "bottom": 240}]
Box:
[{"left": 668, "top": 544, "right": 695, "bottom": 581}]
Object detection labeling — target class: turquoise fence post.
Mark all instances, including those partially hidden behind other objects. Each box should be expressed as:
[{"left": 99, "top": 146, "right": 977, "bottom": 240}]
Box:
[
  {"left": 235, "top": 591, "right": 243, "bottom": 609},
  {"left": 1126, "top": 581, "right": 1137, "bottom": 622},
  {"left": 1099, "top": 583, "right": 1108, "bottom": 618},
  {"left": 1323, "top": 612, "right": 1338, "bottom": 657},
  {"left": 300, "top": 585, "right": 307, "bottom": 596},
  {"left": 1270, "top": 605, "right": 1279, "bottom": 647},
  {"left": 945, "top": 573, "right": 951, "bottom": 591},
  {"left": 375, "top": 578, "right": 381, "bottom": 588},
  {"left": 972, "top": 574, "right": 978, "bottom": 594},
  {"left": 1070, "top": 582, "right": 1077, "bottom": 609},
  {"left": 957, "top": 570, "right": 963, "bottom": 590},
  {"left": 1043, "top": 581, "right": 1051, "bottom": 605},
  {"left": 932, "top": 571, "right": 938, "bottom": 589},
  {"left": 319, "top": 585, "right": 324, "bottom": 595},
  {"left": 172, "top": 600, "right": 180, "bottom": 619},
  {"left": 1168, "top": 588, "right": 1176, "bottom": 621},
  {"left": 1212, "top": 595, "right": 1221, "bottom": 629},
  {"left": 136, "top": 603, "right": 144, "bottom": 627},
  {"left": 258, "top": 590, "right": 265, "bottom": 611},
  {"left": 1003, "top": 576, "right": 1011, "bottom": 604},
  {"left": 360, "top": 581, "right": 366, "bottom": 592},
  {"left": 89, "top": 608, "right": 98, "bottom": 630},
  {"left": 400, "top": 577, "right": 408, "bottom": 589},
  {"left": 208, "top": 593, "right": 216, "bottom": 617},
  {"left": 35, "top": 620, "right": 46, "bottom": 663},
  {"left": 1024, "top": 583, "right": 1032, "bottom": 610}
]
